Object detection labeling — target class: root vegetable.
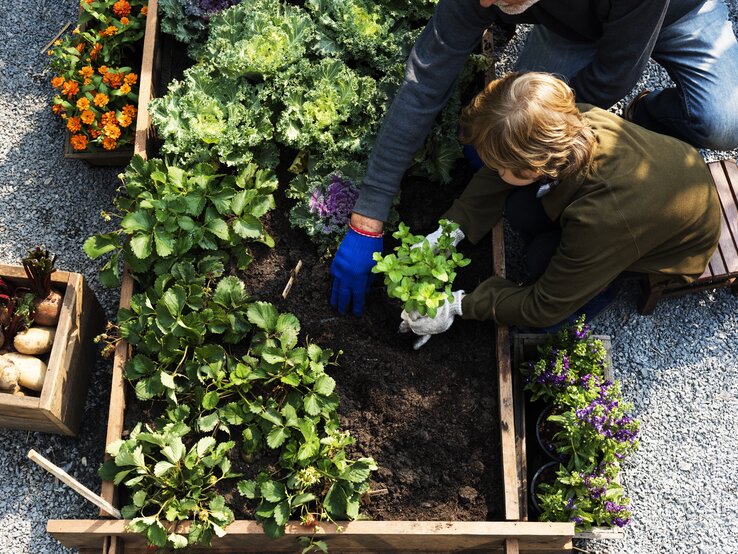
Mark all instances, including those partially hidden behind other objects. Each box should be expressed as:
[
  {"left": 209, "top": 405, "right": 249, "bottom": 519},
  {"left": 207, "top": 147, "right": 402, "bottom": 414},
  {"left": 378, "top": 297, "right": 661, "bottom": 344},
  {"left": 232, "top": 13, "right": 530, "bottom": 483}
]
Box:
[
  {"left": 14, "top": 326, "right": 56, "bottom": 355},
  {"left": 0, "top": 359, "right": 19, "bottom": 391},
  {"left": 34, "top": 291, "right": 63, "bottom": 326},
  {"left": 1, "top": 352, "right": 47, "bottom": 392}
]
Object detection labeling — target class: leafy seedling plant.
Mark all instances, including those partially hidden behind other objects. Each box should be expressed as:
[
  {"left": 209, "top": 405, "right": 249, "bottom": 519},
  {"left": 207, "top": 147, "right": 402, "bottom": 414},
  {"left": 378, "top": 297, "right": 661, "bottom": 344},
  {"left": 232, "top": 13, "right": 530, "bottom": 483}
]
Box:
[{"left": 372, "top": 219, "right": 470, "bottom": 317}]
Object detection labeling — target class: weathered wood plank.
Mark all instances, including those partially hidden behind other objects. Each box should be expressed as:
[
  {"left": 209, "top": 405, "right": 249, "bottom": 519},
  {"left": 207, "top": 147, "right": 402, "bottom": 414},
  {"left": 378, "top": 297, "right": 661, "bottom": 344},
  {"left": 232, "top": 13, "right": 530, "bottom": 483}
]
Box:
[
  {"left": 47, "top": 520, "right": 574, "bottom": 552},
  {"left": 133, "top": 0, "right": 159, "bottom": 156}
]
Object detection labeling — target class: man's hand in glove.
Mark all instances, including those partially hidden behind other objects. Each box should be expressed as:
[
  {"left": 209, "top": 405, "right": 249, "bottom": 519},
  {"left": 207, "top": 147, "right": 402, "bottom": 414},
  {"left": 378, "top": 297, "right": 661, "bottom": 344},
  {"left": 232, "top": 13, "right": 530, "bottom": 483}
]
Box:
[
  {"left": 330, "top": 222, "right": 383, "bottom": 316},
  {"left": 398, "top": 290, "right": 465, "bottom": 349}
]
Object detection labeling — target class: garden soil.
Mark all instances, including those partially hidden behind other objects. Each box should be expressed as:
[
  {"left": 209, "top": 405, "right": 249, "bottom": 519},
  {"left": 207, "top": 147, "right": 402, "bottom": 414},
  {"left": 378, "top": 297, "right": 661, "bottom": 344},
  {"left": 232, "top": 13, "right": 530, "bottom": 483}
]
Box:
[{"left": 236, "top": 168, "right": 503, "bottom": 522}]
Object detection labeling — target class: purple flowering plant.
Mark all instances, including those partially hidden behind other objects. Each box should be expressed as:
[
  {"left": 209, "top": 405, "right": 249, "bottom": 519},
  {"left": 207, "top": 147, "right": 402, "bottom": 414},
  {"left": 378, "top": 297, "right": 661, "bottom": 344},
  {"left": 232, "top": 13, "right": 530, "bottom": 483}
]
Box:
[
  {"left": 523, "top": 315, "right": 640, "bottom": 530},
  {"left": 537, "top": 461, "right": 633, "bottom": 530}
]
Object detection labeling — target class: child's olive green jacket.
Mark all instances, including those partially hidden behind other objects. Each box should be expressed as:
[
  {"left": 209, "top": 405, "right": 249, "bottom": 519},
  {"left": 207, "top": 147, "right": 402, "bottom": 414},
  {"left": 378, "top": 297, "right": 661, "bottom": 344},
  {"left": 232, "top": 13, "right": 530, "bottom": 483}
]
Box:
[{"left": 444, "top": 105, "right": 720, "bottom": 327}]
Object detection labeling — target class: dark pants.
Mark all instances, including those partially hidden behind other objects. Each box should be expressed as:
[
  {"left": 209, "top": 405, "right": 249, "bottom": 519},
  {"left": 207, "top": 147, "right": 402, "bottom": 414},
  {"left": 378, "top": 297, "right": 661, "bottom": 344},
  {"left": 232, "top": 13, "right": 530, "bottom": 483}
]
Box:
[{"left": 504, "top": 185, "right": 560, "bottom": 280}]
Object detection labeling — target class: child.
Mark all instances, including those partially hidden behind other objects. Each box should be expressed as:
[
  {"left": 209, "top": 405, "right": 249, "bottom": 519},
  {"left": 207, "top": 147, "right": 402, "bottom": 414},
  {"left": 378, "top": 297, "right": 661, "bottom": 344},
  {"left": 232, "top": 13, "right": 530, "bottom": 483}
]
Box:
[{"left": 400, "top": 72, "right": 721, "bottom": 345}]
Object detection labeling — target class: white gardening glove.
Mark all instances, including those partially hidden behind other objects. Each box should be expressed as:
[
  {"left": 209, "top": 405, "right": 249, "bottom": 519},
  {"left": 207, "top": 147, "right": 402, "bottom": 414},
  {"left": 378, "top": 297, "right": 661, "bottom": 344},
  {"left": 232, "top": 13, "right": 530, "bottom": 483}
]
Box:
[
  {"left": 398, "top": 290, "right": 465, "bottom": 350},
  {"left": 411, "top": 223, "right": 465, "bottom": 251}
]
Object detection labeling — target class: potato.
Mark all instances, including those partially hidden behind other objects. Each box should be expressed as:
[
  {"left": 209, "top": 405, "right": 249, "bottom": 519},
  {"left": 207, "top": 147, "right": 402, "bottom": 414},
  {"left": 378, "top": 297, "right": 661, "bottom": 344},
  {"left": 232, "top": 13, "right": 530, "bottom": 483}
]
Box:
[
  {"left": 1, "top": 352, "right": 47, "bottom": 392},
  {"left": 0, "top": 359, "right": 19, "bottom": 391},
  {"left": 14, "top": 326, "right": 56, "bottom": 355}
]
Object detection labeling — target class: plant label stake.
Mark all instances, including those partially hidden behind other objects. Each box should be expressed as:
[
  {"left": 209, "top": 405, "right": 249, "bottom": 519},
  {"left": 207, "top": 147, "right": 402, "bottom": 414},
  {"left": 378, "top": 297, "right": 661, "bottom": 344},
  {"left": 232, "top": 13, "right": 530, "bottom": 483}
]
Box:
[
  {"left": 28, "top": 449, "right": 122, "bottom": 519},
  {"left": 282, "top": 259, "right": 303, "bottom": 299}
]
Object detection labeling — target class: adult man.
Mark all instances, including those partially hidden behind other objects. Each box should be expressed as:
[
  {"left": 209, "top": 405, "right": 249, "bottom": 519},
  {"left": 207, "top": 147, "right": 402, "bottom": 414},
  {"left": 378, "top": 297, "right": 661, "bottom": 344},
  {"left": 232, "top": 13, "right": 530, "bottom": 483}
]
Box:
[{"left": 330, "top": 0, "right": 738, "bottom": 317}]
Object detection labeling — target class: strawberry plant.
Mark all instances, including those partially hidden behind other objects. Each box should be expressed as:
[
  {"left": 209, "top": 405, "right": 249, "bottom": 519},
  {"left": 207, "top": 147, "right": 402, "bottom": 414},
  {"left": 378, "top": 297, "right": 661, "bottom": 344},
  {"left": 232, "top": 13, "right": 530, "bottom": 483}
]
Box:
[
  {"left": 372, "top": 219, "right": 470, "bottom": 317},
  {"left": 83, "top": 155, "right": 277, "bottom": 287}
]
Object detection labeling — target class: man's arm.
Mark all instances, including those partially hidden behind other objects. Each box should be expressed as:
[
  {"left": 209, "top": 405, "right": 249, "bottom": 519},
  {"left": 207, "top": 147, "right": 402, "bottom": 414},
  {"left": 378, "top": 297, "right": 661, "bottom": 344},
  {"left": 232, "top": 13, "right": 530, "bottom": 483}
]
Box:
[
  {"left": 351, "top": 0, "right": 498, "bottom": 223},
  {"left": 569, "top": 0, "right": 669, "bottom": 108}
]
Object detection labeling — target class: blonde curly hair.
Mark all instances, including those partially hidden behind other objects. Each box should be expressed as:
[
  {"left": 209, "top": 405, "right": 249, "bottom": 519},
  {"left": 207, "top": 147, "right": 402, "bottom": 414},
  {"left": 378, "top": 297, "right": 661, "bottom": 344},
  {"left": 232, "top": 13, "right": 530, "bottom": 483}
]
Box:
[{"left": 459, "top": 72, "right": 595, "bottom": 180}]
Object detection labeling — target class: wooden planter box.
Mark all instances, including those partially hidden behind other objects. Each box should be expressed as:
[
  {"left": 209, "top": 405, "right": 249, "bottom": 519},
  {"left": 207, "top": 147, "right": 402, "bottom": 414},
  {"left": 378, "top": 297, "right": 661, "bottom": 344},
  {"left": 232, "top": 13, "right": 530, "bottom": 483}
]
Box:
[
  {"left": 0, "top": 264, "right": 104, "bottom": 435},
  {"left": 46, "top": 11, "right": 575, "bottom": 552},
  {"left": 62, "top": 0, "right": 160, "bottom": 166}
]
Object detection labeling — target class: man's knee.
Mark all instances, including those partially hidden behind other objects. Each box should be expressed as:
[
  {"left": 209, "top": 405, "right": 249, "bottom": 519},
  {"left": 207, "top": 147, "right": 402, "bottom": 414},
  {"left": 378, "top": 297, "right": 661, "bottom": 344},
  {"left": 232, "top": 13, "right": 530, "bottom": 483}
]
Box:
[{"left": 689, "top": 109, "right": 738, "bottom": 151}]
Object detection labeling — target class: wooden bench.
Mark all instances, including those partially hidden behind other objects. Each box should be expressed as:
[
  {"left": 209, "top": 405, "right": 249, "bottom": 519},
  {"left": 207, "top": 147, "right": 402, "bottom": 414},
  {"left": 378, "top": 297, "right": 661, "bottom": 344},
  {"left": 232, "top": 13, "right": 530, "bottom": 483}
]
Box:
[{"left": 638, "top": 159, "right": 738, "bottom": 314}]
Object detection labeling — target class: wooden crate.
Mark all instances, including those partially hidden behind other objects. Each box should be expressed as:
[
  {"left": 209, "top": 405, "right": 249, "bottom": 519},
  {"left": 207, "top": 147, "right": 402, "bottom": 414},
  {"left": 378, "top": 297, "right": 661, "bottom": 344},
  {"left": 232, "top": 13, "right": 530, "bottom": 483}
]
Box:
[{"left": 0, "top": 264, "right": 104, "bottom": 435}]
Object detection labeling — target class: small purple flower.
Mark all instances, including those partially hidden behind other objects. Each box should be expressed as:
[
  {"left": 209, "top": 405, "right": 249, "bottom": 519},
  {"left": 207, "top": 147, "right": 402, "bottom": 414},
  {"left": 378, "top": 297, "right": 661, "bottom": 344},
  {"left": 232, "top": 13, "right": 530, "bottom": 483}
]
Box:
[{"left": 571, "top": 516, "right": 584, "bottom": 524}]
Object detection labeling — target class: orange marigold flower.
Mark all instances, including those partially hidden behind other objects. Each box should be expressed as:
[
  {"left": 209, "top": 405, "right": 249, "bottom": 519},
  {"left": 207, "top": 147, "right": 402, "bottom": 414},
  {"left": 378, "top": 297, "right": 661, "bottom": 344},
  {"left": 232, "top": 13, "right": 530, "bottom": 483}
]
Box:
[
  {"left": 101, "top": 111, "right": 118, "bottom": 126},
  {"left": 122, "top": 104, "right": 137, "bottom": 117},
  {"left": 90, "top": 43, "right": 102, "bottom": 60},
  {"left": 102, "top": 26, "right": 118, "bottom": 37},
  {"left": 89, "top": 128, "right": 102, "bottom": 139},
  {"left": 103, "top": 72, "right": 123, "bottom": 88},
  {"left": 93, "top": 93, "right": 109, "bottom": 107},
  {"left": 140, "top": 6, "right": 148, "bottom": 16},
  {"left": 62, "top": 80, "right": 79, "bottom": 98},
  {"left": 75, "top": 43, "right": 85, "bottom": 53},
  {"left": 118, "top": 113, "right": 133, "bottom": 128},
  {"left": 102, "top": 137, "right": 117, "bottom": 150},
  {"left": 76, "top": 97, "right": 90, "bottom": 110},
  {"left": 124, "top": 72, "right": 138, "bottom": 86},
  {"left": 67, "top": 117, "right": 82, "bottom": 133},
  {"left": 81, "top": 109, "right": 96, "bottom": 125},
  {"left": 98, "top": 65, "right": 109, "bottom": 75},
  {"left": 79, "top": 66, "right": 94, "bottom": 78},
  {"left": 51, "top": 76, "right": 64, "bottom": 89},
  {"left": 120, "top": 83, "right": 131, "bottom": 94},
  {"left": 120, "top": 17, "right": 129, "bottom": 25},
  {"left": 113, "top": 0, "right": 131, "bottom": 17},
  {"left": 104, "top": 123, "right": 122, "bottom": 140},
  {"left": 52, "top": 104, "right": 65, "bottom": 115},
  {"left": 70, "top": 134, "right": 88, "bottom": 151}
]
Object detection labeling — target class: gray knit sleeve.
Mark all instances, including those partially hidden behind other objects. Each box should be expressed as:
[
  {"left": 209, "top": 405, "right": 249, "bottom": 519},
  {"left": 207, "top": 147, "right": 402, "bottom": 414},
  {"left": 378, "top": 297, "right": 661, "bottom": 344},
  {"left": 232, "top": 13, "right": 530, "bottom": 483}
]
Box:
[{"left": 352, "top": 0, "right": 497, "bottom": 222}]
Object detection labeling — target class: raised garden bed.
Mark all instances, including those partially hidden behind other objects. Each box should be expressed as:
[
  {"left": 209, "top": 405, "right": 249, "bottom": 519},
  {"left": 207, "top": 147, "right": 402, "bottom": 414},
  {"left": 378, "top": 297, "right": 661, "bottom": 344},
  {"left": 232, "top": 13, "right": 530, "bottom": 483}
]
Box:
[
  {"left": 46, "top": 4, "right": 575, "bottom": 551},
  {"left": 0, "top": 264, "right": 104, "bottom": 435}
]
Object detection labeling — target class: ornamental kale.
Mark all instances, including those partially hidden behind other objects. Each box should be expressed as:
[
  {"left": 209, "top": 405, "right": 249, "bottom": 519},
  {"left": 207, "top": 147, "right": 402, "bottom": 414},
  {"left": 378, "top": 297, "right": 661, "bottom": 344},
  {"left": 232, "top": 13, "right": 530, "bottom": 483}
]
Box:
[
  {"left": 288, "top": 173, "right": 359, "bottom": 254},
  {"left": 204, "top": 0, "right": 315, "bottom": 78},
  {"left": 149, "top": 65, "right": 277, "bottom": 169},
  {"left": 158, "top": 0, "right": 241, "bottom": 57},
  {"left": 372, "top": 220, "right": 471, "bottom": 317}
]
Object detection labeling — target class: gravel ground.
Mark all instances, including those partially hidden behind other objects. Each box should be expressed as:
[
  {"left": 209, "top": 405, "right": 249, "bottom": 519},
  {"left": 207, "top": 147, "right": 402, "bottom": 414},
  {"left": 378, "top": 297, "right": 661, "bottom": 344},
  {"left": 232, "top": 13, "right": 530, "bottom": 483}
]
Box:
[{"left": 0, "top": 1, "right": 737, "bottom": 553}]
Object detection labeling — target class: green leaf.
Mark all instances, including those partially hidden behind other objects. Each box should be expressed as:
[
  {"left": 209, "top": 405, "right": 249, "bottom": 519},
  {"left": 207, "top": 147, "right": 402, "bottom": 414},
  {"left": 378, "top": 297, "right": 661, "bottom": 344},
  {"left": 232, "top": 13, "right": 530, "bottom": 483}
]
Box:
[
  {"left": 162, "top": 438, "right": 185, "bottom": 464},
  {"left": 262, "top": 517, "right": 285, "bottom": 539},
  {"left": 213, "top": 276, "right": 247, "bottom": 308},
  {"left": 303, "top": 394, "right": 320, "bottom": 416},
  {"left": 232, "top": 214, "right": 262, "bottom": 239},
  {"left": 146, "top": 521, "right": 168, "bottom": 547},
  {"left": 260, "top": 480, "right": 286, "bottom": 503},
  {"left": 83, "top": 233, "right": 119, "bottom": 259},
  {"left": 198, "top": 412, "right": 220, "bottom": 432},
  {"left": 202, "top": 390, "right": 220, "bottom": 410},
  {"left": 177, "top": 216, "right": 196, "bottom": 231},
  {"left": 159, "top": 372, "right": 176, "bottom": 389},
  {"left": 314, "top": 374, "right": 336, "bottom": 396},
  {"left": 339, "top": 461, "right": 373, "bottom": 483},
  {"left": 206, "top": 218, "right": 230, "bottom": 240},
  {"left": 153, "top": 460, "right": 174, "bottom": 477},
  {"left": 273, "top": 500, "right": 290, "bottom": 526},
  {"left": 324, "top": 481, "right": 351, "bottom": 519},
  {"left": 169, "top": 534, "right": 188, "bottom": 549},
  {"left": 267, "top": 427, "right": 289, "bottom": 449},
  {"left": 238, "top": 480, "right": 258, "bottom": 499},
  {"left": 196, "top": 436, "right": 217, "bottom": 457},
  {"left": 129, "top": 234, "right": 152, "bottom": 259},
  {"left": 292, "top": 493, "right": 316, "bottom": 507},
  {"left": 121, "top": 210, "right": 155, "bottom": 233},
  {"left": 247, "top": 302, "right": 278, "bottom": 331},
  {"left": 132, "top": 490, "right": 147, "bottom": 508},
  {"left": 154, "top": 228, "right": 175, "bottom": 257}
]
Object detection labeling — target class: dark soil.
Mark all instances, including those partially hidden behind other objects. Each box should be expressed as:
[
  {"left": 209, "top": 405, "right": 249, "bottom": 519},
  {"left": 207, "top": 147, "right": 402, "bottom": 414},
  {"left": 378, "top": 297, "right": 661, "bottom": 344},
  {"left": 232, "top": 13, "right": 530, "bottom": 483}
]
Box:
[{"left": 234, "top": 167, "right": 503, "bottom": 522}]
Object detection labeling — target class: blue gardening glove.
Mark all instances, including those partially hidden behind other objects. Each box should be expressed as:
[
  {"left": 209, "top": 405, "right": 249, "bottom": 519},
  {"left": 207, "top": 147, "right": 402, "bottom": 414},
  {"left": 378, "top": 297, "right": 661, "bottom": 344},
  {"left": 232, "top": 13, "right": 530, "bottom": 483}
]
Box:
[
  {"left": 398, "top": 290, "right": 465, "bottom": 349},
  {"left": 331, "top": 225, "right": 383, "bottom": 316}
]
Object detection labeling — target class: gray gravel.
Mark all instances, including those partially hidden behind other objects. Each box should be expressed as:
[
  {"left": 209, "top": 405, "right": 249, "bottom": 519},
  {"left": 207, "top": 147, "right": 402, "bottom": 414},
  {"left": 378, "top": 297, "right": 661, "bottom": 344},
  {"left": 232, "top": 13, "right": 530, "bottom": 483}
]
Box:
[{"left": 1, "top": 1, "right": 737, "bottom": 553}]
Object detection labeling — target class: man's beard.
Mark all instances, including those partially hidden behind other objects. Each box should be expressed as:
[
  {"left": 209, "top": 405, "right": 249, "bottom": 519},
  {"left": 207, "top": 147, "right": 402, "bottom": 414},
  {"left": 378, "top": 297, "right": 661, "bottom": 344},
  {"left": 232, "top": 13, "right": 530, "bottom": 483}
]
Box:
[{"left": 496, "top": 0, "right": 540, "bottom": 15}]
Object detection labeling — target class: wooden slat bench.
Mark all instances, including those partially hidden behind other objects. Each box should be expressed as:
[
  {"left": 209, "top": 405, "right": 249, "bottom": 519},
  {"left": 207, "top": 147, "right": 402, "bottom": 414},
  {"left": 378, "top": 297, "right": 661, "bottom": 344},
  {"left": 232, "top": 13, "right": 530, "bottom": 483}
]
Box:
[{"left": 638, "top": 159, "right": 738, "bottom": 314}]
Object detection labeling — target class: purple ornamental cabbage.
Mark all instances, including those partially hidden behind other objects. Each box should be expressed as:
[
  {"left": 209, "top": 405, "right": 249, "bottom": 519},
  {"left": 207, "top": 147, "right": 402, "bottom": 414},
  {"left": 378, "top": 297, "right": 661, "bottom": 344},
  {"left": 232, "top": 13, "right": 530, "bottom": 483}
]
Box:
[{"left": 308, "top": 174, "right": 359, "bottom": 234}]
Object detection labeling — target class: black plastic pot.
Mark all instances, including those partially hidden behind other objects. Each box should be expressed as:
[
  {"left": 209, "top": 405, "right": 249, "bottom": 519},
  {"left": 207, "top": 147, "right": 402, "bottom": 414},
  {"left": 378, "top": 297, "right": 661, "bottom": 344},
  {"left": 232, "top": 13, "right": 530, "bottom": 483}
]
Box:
[
  {"left": 535, "top": 405, "right": 569, "bottom": 462},
  {"left": 530, "top": 460, "right": 559, "bottom": 514}
]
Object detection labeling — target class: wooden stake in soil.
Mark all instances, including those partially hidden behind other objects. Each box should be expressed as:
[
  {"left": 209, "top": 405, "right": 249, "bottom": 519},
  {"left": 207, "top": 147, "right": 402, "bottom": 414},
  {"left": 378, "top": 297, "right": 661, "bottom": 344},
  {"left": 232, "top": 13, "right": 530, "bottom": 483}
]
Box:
[
  {"left": 40, "top": 22, "right": 71, "bottom": 54},
  {"left": 28, "top": 449, "right": 122, "bottom": 519},
  {"left": 281, "top": 260, "right": 303, "bottom": 299}
]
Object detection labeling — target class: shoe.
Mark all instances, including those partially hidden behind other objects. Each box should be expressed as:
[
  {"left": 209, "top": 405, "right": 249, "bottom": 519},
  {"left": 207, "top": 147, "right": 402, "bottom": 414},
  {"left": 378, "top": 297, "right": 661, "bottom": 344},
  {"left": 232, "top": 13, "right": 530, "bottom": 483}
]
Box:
[{"left": 623, "top": 90, "right": 651, "bottom": 122}]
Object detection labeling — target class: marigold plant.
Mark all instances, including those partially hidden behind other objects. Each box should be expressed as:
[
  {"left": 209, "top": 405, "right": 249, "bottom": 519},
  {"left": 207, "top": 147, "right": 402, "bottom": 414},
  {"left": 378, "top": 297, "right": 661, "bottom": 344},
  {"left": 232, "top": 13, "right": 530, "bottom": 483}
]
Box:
[{"left": 47, "top": 0, "right": 147, "bottom": 152}]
